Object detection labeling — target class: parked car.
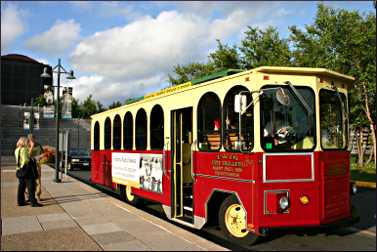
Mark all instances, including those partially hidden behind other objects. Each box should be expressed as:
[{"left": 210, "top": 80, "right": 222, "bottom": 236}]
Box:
[{"left": 68, "top": 149, "right": 91, "bottom": 170}]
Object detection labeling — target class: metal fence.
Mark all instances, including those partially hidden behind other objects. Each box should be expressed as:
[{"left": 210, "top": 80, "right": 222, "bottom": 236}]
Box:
[{"left": 349, "top": 126, "right": 373, "bottom": 155}]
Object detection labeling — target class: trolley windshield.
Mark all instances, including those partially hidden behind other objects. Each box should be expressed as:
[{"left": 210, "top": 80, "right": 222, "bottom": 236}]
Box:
[{"left": 260, "top": 86, "right": 315, "bottom": 152}]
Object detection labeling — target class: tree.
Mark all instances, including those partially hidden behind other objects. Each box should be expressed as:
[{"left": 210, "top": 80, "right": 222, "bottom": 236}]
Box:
[
  {"left": 168, "top": 63, "right": 215, "bottom": 86},
  {"left": 208, "top": 40, "right": 241, "bottom": 70},
  {"left": 80, "top": 95, "right": 99, "bottom": 119},
  {"left": 239, "top": 26, "right": 292, "bottom": 69},
  {"left": 108, "top": 101, "right": 122, "bottom": 109},
  {"left": 33, "top": 95, "right": 47, "bottom": 107},
  {"left": 96, "top": 101, "right": 105, "bottom": 113},
  {"left": 289, "top": 4, "right": 376, "bottom": 168},
  {"left": 168, "top": 40, "right": 241, "bottom": 85},
  {"left": 71, "top": 97, "right": 82, "bottom": 118}
]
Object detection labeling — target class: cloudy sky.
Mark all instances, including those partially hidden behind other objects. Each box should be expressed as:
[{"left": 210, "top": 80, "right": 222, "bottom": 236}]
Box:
[{"left": 1, "top": 1, "right": 374, "bottom": 106}]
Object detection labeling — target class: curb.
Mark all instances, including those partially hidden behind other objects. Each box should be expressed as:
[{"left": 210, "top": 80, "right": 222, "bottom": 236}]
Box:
[{"left": 352, "top": 180, "right": 376, "bottom": 189}]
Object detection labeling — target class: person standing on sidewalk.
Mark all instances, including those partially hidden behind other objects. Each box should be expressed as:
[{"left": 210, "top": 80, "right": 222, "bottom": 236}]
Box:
[
  {"left": 14, "top": 137, "right": 42, "bottom": 207},
  {"left": 28, "top": 133, "right": 44, "bottom": 201}
]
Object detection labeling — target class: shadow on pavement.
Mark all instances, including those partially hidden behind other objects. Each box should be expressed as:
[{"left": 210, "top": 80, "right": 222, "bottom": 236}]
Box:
[{"left": 39, "top": 192, "right": 107, "bottom": 206}]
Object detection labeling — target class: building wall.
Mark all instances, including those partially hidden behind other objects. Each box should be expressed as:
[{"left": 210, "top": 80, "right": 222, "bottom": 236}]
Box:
[
  {"left": 1, "top": 54, "right": 52, "bottom": 105},
  {"left": 0, "top": 105, "right": 90, "bottom": 156}
]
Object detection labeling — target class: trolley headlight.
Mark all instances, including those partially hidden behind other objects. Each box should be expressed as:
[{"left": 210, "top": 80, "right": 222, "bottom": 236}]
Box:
[
  {"left": 265, "top": 190, "right": 290, "bottom": 214},
  {"left": 351, "top": 183, "right": 357, "bottom": 195},
  {"left": 278, "top": 196, "right": 289, "bottom": 211}
]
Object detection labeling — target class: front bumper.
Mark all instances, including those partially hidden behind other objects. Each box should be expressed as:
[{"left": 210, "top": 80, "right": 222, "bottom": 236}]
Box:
[{"left": 259, "top": 215, "right": 360, "bottom": 236}]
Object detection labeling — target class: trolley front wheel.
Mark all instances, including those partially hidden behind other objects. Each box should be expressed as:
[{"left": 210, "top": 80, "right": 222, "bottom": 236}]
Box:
[{"left": 218, "top": 195, "right": 259, "bottom": 246}]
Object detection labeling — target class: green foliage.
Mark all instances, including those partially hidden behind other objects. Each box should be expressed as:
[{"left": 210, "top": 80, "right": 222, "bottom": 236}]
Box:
[
  {"left": 208, "top": 39, "right": 241, "bottom": 70},
  {"left": 33, "top": 95, "right": 47, "bottom": 107},
  {"left": 239, "top": 26, "right": 292, "bottom": 68},
  {"left": 97, "top": 101, "right": 105, "bottom": 113},
  {"left": 71, "top": 95, "right": 104, "bottom": 119},
  {"left": 79, "top": 95, "right": 99, "bottom": 118},
  {"left": 169, "top": 26, "right": 292, "bottom": 85},
  {"left": 108, "top": 101, "right": 122, "bottom": 109},
  {"left": 168, "top": 63, "right": 216, "bottom": 86},
  {"left": 168, "top": 39, "right": 244, "bottom": 85},
  {"left": 71, "top": 97, "right": 81, "bottom": 118}
]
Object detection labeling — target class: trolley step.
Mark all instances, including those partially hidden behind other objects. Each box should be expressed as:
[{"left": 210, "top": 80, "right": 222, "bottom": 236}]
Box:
[{"left": 183, "top": 206, "right": 193, "bottom": 212}]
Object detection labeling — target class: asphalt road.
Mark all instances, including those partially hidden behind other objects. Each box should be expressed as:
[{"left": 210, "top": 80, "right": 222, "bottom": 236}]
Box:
[{"left": 68, "top": 169, "right": 376, "bottom": 251}]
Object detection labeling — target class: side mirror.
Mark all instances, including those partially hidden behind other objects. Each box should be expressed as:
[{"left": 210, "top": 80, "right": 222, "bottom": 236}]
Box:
[
  {"left": 276, "top": 87, "right": 290, "bottom": 106},
  {"left": 234, "top": 94, "right": 247, "bottom": 113}
]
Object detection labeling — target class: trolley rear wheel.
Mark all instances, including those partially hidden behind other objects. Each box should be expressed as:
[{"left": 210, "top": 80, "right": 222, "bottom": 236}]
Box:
[
  {"left": 119, "top": 184, "right": 143, "bottom": 205},
  {"left": 218, "top": 195, "right": 259, "bottom": 245}
]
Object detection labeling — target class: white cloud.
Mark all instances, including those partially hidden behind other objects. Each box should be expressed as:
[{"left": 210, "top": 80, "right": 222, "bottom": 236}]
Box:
[
  {"left": 26, "top": 19, "right": 80, "bottom": 55},
  {"left": 70, "top": 74, "right": 167, "bottom": 105},
  {"left": 69, "top": 2, "right": 300, "bottom": 105},
  {"left": 36, "top": 58, "right": 49, "bottom": 65},
  {"left": 1, "top": 4, "right": 25, "bottom": 51},
  {"left": 210, "top": 10, "right": 249, "bottom": 41},
  {"left": 70, "top": 10, "right": 252, "bottom": 104}
]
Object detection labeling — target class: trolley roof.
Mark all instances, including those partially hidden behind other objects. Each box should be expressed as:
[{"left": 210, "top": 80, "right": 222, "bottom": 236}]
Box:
[
  {"left": 91, "top": 66, "right": 354, "bottom": 119},
  {"left": 254, "top": 66, "right": 355, "bottom": 83}
]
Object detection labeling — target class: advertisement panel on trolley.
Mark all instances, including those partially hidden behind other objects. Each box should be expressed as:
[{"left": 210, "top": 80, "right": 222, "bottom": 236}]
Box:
[{"left": 112, "top": 152, "right": 163, "bottom": 193}]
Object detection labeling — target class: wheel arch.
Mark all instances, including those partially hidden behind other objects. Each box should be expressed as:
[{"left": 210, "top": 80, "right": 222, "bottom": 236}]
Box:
[{"left": 205, "top": 189, "right": 247, "bottom": 226}]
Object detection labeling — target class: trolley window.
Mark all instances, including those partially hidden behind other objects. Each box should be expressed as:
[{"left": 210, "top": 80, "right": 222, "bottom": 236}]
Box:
[
  {"left": 260, "top": 86, "right": 315, "bottom": 152},
  {"left": 94, "top": 121, "right": 100, "bottom": 150},
  {"left": 223, "top": 85, "right": 253, "bottom": 152},
  {"left": 123, "top": 112, "right": 133, "bottom": 150},
  {"left": 197, "top": 92, "right": 221, "bottom": 151},
  {"left": 113, "top": 114, "right": 121, "bottom": 150},
  {"left": 320, "top": 89, "right": 347, "bottom": 149},
  {"left": 136, "top": 109, "right": 147, "bottom": 150},
  {"left": 150, "top": 105, "right": 164, "bottom": 150},
  {"left": 104, "top": 117, "right": 112, "bottom": 149}
]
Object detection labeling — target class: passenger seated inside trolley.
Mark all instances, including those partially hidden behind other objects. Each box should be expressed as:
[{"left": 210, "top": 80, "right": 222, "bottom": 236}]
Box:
[{"left": 261, "top": 86, "right": 315, "bottom": 151}]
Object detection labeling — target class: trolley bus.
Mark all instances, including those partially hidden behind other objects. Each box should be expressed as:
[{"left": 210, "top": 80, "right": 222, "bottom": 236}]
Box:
[{"left": 90, "top": 66, "right": 356, "bottom": 245}]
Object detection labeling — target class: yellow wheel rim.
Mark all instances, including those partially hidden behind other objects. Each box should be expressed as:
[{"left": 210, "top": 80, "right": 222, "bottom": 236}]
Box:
[
  {"left": 224, "top": 203, "right": 249, "bottom": 238},
  {"left": 126, "top": 186, "right": 134, "bottom": 201}
]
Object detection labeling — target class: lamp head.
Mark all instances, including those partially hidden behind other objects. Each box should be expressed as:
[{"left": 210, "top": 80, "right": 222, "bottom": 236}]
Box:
[
  {"left": 40, "top": 67, "right": 51, "bottom": 78},
  {"left": 66, "top": 70, "right": 76, "bottom": 80}
]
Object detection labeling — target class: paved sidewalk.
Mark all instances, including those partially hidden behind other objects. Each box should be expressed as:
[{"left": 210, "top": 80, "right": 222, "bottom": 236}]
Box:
[{"left": 1, "top": 162, "right": 227, "bottom": 251}]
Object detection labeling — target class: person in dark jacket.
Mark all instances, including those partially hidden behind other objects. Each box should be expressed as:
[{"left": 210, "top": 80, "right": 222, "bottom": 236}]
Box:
[{"left": 28, "top": 134, "right": 44, "bottom": 201}]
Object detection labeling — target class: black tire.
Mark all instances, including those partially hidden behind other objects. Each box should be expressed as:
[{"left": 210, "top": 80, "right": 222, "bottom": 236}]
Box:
[
  {"left": 218, "top": 195, "right": 259, "bottom": 246},
  {"left": 119, "top": 185, "right": 127, "bottom": 201},
  {"left": 119, "top": 184, "right": 143, "bottom": 206}
]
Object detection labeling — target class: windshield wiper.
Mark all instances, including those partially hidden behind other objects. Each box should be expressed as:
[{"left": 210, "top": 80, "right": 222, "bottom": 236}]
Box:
[
  {"left": 333, "top": 86, "right": 348, "bottom": 123},
  {"left": 284, "top": 81, "right": 313, "bottom": 115}
]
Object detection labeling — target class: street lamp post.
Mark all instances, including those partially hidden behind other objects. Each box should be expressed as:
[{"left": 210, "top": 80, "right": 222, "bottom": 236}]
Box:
[
  {"left": 30, "top": 97, "right": 34, "bottom": 134},
  {"left": 41, "top": 58, "right": 75, "bottom": 183}
]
